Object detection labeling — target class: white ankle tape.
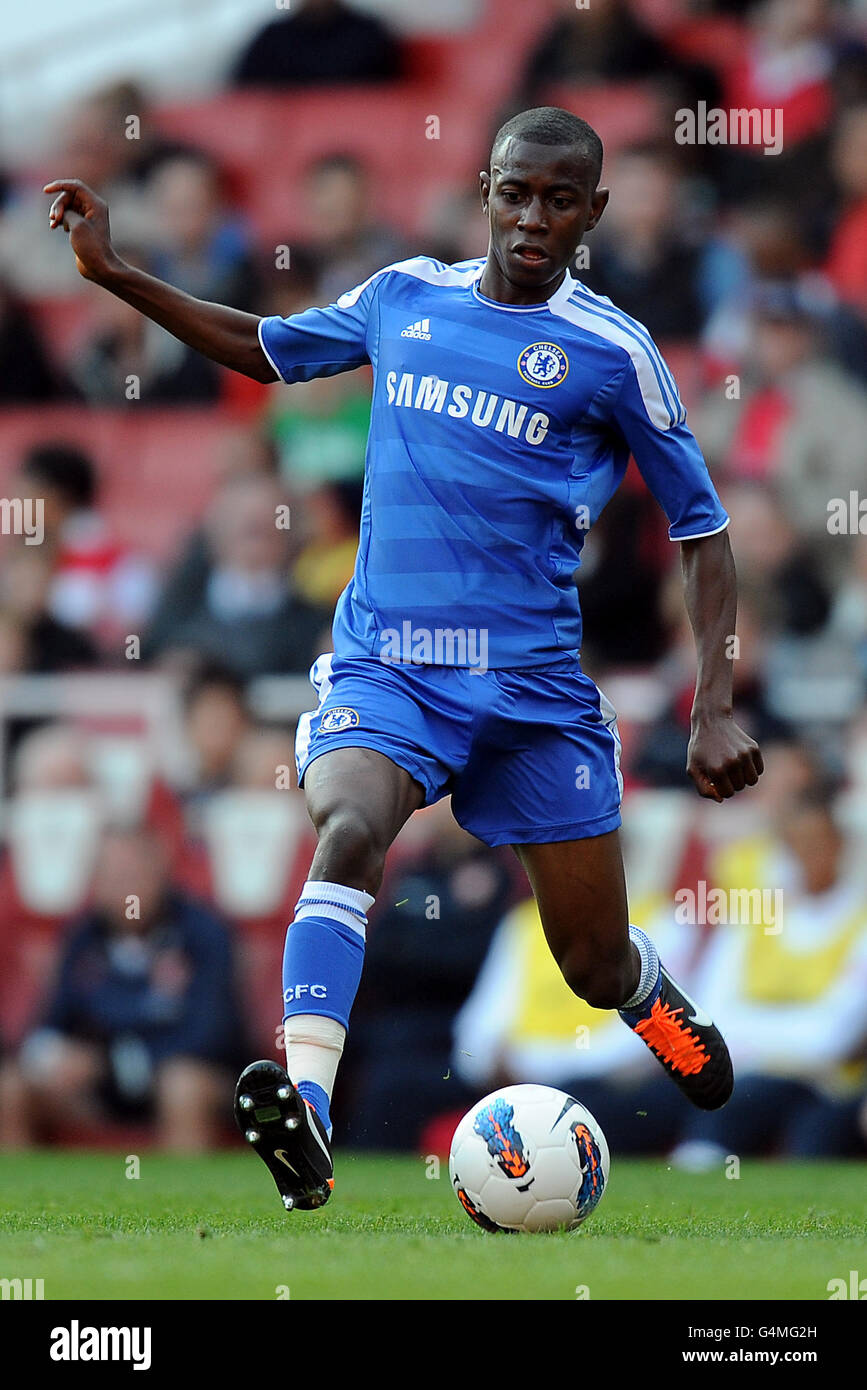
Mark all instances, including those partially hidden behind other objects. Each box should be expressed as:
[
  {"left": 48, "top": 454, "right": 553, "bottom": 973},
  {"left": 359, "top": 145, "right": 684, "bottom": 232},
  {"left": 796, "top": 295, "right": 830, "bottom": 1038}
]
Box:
[{"left": 284, "top": 1014, "right": 346, "bottom": 1098}]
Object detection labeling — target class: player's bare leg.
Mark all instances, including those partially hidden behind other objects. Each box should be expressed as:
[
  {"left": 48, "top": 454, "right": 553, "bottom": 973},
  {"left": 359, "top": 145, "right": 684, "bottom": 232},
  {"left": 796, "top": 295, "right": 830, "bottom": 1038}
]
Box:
[
  {"left": 516, "top": 829, "right": 636, "bottom": 1009},
  {"left": 235, "top": 747, "right": 426, "bottom": 1210},
  {"left": 304, "top": 747, "right": 426, "bottom": 893},
  {"left": 516, "top": 831, "right": 733, "bottom": 1110}
]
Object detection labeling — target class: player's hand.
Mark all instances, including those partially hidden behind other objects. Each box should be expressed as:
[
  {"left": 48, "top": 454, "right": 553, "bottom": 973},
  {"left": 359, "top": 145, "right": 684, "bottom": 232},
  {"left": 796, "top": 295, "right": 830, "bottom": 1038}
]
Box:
[
  {"left": 686, "top": 715, "right": 763, "bottom": 802},
  {"left": 43, "top": 178, "right": 121, "bottom": 283}
]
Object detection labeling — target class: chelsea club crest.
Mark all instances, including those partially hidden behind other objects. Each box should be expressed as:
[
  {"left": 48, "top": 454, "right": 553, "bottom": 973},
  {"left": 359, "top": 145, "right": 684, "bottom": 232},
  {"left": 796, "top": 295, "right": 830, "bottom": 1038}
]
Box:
[
  {"left": 518, "top": 342, "right": 569, "bottom": 388},
  {"left": 320, "top": 706, "right": 360, "bottom": 733}
]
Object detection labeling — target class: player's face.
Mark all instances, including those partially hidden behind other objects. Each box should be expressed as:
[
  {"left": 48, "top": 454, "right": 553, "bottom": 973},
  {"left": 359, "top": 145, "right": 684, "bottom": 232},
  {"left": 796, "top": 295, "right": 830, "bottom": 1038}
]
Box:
[{"left": 479, "top": 140, "right": 608, "bottom": 304}]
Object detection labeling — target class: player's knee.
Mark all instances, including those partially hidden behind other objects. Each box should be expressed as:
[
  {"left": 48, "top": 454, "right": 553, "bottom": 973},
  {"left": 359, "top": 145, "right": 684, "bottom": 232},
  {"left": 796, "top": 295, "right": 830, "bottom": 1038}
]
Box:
[
  {"left": 312, "top": 805, "right": 387, "bottom": 893},
  {"left": 559, "top": 947, "right": 632, "bottom": 1012}
]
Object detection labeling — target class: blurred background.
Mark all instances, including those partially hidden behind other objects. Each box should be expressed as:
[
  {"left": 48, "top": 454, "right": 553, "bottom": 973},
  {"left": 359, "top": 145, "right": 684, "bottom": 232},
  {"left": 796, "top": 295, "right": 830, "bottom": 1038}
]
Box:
[{"left": 1, "top": 0, "right": 867, "bottom": 1167}]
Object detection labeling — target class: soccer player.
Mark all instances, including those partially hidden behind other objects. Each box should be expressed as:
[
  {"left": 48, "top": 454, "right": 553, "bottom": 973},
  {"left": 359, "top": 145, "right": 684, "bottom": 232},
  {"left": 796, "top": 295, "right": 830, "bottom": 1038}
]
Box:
[{"left": 46, "top": 107, "right": 763, "bottom": 1212}]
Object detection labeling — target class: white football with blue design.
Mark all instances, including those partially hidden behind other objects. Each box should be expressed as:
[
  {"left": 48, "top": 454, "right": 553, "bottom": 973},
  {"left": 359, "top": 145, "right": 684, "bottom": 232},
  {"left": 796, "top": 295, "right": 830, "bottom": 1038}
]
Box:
[{"left": 449, "top": 1083, "right": 609, "bottom": 1233}]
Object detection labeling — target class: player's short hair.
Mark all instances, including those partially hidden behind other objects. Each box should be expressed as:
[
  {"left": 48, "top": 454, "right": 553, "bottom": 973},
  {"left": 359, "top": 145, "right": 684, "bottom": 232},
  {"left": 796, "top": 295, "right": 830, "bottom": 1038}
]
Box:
[{"left": 490, "top": 108, "right": 604, "bottom": 186}]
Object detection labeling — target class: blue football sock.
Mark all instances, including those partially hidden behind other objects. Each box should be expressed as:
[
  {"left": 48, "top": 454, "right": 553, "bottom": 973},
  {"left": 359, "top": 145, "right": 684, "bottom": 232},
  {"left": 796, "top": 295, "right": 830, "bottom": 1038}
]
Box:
[
  {"left": 282, "top": 914, "right": 366, "bottom": 1027},
  {"left": 282, "top": 880, "right": 374, "bottom": 1134},
  {"left": 296, "top": 1080, "right": 332, "bottom": 1134}
]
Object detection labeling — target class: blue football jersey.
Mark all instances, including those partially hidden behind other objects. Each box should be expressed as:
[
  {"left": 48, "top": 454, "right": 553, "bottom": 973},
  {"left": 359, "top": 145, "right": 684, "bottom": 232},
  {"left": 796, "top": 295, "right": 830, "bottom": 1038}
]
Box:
[{"left": 259, "top": 256, "right": 728, "bottom": 669}]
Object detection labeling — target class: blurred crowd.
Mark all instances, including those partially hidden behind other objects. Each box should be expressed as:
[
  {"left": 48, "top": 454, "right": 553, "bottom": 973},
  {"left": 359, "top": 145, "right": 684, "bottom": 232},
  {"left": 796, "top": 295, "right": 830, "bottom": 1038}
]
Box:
[{"left": 1, "top": 0, "right": 867, "bottom": 1158}]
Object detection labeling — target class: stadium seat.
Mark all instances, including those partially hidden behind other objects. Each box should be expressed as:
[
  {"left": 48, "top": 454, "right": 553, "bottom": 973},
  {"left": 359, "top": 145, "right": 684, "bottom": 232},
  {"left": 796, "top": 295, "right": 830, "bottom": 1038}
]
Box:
[
  {"left": 0, "top": 408, "right": 230, "bottom": 562},
  {"left": 156, "top": 87, "right": 491, "bottom": 243},
  {"left": 153, "top": 1, "right": 555, "bottom": 243},
  {"left": 541, "top": 83, "right": 665, "bottom": 155},
  {"left": 88, "top": 734, "right": 154, "bottom": 823},
  {"left": 437, "top": 0, "right": 555, "bottom": 111},
  {"left": 156, "top": 89, "right": 415, "bottom": 239},
  {"left": 663, "top": 13, "right": 745, "bottom": 72},
  {"left": 200, "top": 790, "right": 309, "bottom": 919},
  {"left": 5, "top": 790, "right": 101, "bottom": 918},
  {"left": 103, "top": 413, "right": 225, "bottom": 557}
]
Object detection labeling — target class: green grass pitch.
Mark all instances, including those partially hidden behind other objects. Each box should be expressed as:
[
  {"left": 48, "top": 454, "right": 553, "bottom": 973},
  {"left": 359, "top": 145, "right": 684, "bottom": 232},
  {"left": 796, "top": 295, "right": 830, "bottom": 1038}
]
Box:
[{"left": 1, "top": 1151, "right": 865, "bottom": 1300}]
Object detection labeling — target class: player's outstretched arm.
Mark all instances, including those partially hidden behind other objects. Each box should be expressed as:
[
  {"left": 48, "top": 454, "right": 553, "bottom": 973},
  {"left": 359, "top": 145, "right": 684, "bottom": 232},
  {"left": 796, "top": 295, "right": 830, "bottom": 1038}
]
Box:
[
  {"left": 44, "top": 178, "right": 277, "bottom": 383},
  {"left": 680, "top": 529, "right": 763, "bottom": 801}
]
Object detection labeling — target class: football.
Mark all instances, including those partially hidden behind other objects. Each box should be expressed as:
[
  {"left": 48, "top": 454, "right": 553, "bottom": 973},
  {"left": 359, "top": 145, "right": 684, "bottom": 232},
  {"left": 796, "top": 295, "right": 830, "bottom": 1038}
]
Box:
[{"left": 449, "top": 1084, "right": 609, "bottom": 1233}]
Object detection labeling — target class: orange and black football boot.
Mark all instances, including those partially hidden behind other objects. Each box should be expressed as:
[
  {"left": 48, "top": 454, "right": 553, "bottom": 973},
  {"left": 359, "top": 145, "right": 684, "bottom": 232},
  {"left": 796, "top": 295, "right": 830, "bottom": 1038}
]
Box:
[{"left": 620, "top": 966, "right": 734, "bottom": 1111}]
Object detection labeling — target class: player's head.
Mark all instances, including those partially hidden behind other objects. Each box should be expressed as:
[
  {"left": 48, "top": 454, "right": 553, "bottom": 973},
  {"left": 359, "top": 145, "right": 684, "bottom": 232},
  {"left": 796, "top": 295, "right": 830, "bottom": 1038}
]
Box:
[{"left": 480, "top": 107, "right": 608, "bottom": 290}]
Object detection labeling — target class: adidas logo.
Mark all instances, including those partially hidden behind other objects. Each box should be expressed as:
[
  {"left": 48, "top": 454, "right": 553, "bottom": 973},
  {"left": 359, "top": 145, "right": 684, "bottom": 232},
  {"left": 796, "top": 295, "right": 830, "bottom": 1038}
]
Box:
[{"left": 400, "top": 317, "right": 432, "bottom": 340}]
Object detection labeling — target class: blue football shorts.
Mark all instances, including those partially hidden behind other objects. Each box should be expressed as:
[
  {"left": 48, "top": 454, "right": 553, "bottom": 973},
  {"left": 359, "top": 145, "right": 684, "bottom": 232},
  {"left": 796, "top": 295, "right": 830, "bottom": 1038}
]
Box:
[{"left": 294, "top": 653, "right": 623, "bottom": 847}]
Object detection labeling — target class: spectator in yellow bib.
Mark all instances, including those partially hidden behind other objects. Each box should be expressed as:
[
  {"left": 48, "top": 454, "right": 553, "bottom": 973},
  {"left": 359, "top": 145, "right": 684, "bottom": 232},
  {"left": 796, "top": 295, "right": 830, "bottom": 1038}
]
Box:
[{"left": 673, "top": 784, "right": 867, "bottom": 1166}]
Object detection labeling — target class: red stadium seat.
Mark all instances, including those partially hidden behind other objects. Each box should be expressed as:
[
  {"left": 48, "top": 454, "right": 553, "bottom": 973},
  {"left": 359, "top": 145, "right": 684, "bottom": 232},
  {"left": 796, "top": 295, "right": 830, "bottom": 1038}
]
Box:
[
  {"left": 444, "top": 0, "right": 557, "bottom": 110},
  {"left": 0, "top": 408, "right": 230, "bottom": 562},
  {"left": 104, "top": 413, "right": 223, "bottom": 557},
  {"left": 165, "top": 86, "right": 487, "bottom": 243},
  {"left": 153, "top": 1, "right": 557, "bottom": 244},
  {"left": 664, "top": 13, "right": 745, "bottom": 74},
  {"left": 542, "top": 82, "right": 666, "bottom": 156},
  {"left": 156, "top": 89, "right": 420, "bottom": 240}
]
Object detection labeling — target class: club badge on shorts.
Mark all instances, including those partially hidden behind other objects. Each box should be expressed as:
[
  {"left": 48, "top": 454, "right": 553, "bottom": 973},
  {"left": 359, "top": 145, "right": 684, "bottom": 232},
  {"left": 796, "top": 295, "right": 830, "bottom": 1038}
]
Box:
[
  {"left": 320, "top": 706, "right": 360, "bottom": 733},
  {"left": 518, "top": 342, "right": 569, "bottom": 388}
]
